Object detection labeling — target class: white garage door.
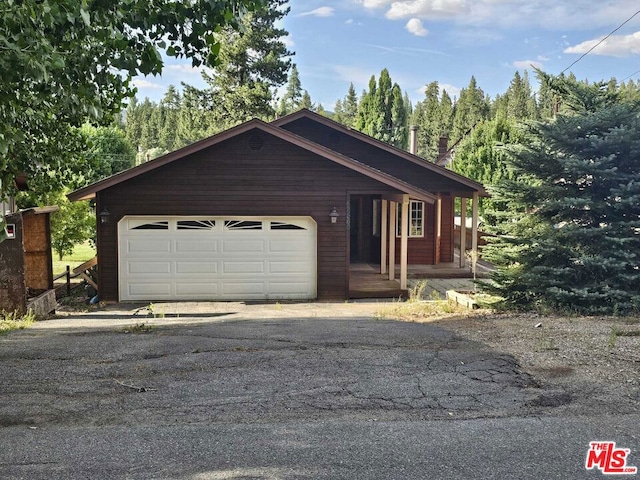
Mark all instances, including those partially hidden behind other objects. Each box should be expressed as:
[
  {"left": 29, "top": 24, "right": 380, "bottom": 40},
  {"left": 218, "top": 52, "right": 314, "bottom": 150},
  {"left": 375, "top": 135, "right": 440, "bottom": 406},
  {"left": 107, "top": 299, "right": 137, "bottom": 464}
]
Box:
[{"left": 118, "top": 216, "right": 317, "bottom": 301}]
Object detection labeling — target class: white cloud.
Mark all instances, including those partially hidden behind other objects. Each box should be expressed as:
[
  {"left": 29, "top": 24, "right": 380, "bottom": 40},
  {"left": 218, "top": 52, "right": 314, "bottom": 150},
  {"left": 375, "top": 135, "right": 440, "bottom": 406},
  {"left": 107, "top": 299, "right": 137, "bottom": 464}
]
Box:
[
  {"left": 299, "top": 6, "right": 335, "bottom": 17},
  {"left": 564, "top": 31, "right": 640, "bottom": 57},
  {"left": 387, "top": 0, "right": 468, "bottom": 20},
  {"left": 513, "top": 59, "right": 544, "bottom": 70},
  {"left": 132, "top": 79, "right": 163, "bottom": 89},
  {"left": 345, "top": 18, "right": 354, "bottom": 24},
  {"left": 406, "top": 18, "right": 428, "bottom": 36},
  {"left": 165, "top": 64, "right": 204, "bottom": 75},
  {"left": 417, "top": 82, "right": 461, "bottom": 99},
  {"left": 356, "top": 0, "right": 640, "bottom": 31},
  {"left": 282, "top": 34, "right": 295, "bottom": 48},
  {"left": 359, "top": 0, "right": 393, "bottom": 8},
  {"left": 439, "top": 83, "right": 461, "bottom": 98}
]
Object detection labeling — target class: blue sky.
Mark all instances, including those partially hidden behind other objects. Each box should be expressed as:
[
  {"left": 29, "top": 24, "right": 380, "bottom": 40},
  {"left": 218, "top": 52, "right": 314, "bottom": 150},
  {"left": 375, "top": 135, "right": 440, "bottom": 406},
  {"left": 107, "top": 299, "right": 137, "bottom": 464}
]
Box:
[{"left": 133, "top": 1, "right": 640, "bottom": 109}]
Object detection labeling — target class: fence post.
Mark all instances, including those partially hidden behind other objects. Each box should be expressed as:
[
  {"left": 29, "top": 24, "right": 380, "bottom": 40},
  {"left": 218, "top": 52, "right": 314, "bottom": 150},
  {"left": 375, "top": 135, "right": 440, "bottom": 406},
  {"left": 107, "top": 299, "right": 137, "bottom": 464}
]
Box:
[{"left": 66, "top": 265, "right": 71, "bottom": 296}]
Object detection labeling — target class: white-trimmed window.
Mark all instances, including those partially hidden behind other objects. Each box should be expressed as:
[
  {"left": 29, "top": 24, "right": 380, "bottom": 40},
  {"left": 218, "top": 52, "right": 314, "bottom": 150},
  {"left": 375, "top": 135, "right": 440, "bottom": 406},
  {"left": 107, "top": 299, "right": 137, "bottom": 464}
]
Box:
[{"left": 396, "top": 200, "right": 425, "bottom": 237}]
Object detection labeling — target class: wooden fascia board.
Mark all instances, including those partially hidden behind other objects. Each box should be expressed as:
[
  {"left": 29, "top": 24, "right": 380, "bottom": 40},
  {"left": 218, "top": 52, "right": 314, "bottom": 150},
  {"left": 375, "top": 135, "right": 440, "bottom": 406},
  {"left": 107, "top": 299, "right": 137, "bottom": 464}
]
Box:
[{"left": 273, "top": 109, "right": 488, "bottom": 196}]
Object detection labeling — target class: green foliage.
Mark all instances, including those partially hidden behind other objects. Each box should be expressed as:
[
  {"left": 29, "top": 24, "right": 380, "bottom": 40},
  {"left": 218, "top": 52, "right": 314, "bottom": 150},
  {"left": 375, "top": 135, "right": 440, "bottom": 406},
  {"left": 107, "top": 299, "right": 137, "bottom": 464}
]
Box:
[
  {"left": 411, "top": 81, "right": 453, "bottom": 160},
  {"left": 334, "top": 83, "right": 359, "bottom": 128},
  {"left": 278, "top": 64, "right": 303, "bottom": 116},
  {"left": 355, "top": 69, "right": 408, "bottom": 149},
  {"left": 0, "top": 0, "right": 265, "bottom": 200},
  {"left": 483, "top": 74, "right": 640, "bottom": 315},
  {"left": 0, "top": 310, "right": 36, "bottom": 335},
  {"left": 203, "top": 0, "right": 292, "bottom": 129},
  {"left": 451, "top": 116, "right": 523, "bottom": 222},
  {"left": 47, "top": 191, "right": 95, "bottom": 261},
  {"left": 81, "top": 125, "right": 136, "bottom": 182},
  {"left": 451, "top": 76, "right": 491, "bottom": 144}
]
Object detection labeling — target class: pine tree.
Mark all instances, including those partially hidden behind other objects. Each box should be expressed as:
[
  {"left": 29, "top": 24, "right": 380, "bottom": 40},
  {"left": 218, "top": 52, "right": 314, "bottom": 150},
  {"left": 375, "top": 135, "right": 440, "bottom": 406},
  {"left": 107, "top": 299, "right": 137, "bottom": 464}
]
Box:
[
  {"left": 342, "top": 83, "right": 359, "bottom": 128},
  {"left": 451, "top": 76, "right": 490, "bottom": 143},
  {"left": 174, "top": 85, "right": 212, "bottom": 148},
  {"left": 413, "top": 81, "right": 442, "bottom": 160},
  {"left": 355, "top": 69, "right": 408, "bottom": 149},
  {"left": 203, "top": 0, "right": 293, "bottom": 128},
  {"left": 300, "top": 90, "right": 314, "bottom": 110},
  {"left": 278, "top": 64, "right": 302, "bottom": 116},
  {"left": 482, "top": 75, "right": 640, "bottom": 315},
  {"left": 333, "top": 99, "right": 345, "bottom": 123},
  {"left": 158, "top": 85, "right": 181, "bottom": 152}
]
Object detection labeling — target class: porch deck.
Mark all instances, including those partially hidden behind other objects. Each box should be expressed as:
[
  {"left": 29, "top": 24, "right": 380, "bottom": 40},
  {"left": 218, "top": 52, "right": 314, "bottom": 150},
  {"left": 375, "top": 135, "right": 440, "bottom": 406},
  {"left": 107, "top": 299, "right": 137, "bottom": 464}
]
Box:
[{"left": 348, "top": 250, "right": 493, "bottom": 300}]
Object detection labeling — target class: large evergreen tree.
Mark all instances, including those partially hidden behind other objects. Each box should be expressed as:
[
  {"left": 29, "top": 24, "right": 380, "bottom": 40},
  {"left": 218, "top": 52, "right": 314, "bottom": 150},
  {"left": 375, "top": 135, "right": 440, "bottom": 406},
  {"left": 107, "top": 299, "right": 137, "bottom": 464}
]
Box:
[
  {"left": 451, "top": 76, "right": 490, "bottom": 144},
  {"left": 333, "top": 83, "right": 359, "bottom": 128},
  {"left": 412, "top": 81, "right": 445, "bottom": 160},
  {"left": 483, "top": 74, "right": 640, "bottom": 315},
  {"left": 277, "top": 64, "right": 302, "bottom": 116},
  {"left": 355, "top": 69, "right": 408, "bottom": 149},
  {"left": 203, "top": 0, "right": 292, "bottom": 129}
]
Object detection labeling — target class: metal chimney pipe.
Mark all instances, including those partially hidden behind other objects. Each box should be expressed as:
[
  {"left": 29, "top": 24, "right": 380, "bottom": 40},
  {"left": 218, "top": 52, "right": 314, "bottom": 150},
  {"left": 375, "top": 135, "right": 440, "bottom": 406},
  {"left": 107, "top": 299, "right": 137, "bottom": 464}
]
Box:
[{"left": 409, "top": 125, "right": 418, "bottom": 155}]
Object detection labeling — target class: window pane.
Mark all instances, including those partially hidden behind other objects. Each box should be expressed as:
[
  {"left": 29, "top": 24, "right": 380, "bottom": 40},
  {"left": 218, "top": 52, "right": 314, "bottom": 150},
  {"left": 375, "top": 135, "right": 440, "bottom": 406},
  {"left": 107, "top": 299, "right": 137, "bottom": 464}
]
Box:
[{"left": 396, "top": 201, "right": 424, "bottom": 237}]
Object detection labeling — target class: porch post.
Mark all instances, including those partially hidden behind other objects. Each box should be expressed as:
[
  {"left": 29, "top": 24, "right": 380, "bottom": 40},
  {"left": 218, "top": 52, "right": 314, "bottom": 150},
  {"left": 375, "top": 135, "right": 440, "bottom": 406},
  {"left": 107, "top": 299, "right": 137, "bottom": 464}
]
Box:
[
  {"left": 460, "top": 197, "right": 467, "bottom": 268},
  {"left": 400, "top": 195, "right": 409, "bottom": 290},
  {"left": 380, "top": 199, "right": 388, "bottom": 275},
  {"left": 471, "top": 192, "right": 479, "bottom": 254},
  {"left": 436, "top": 195, "right": 442, "bottom": 264},
  {"left": 388, "top": 201, "right": 396, "bottom": 281}
]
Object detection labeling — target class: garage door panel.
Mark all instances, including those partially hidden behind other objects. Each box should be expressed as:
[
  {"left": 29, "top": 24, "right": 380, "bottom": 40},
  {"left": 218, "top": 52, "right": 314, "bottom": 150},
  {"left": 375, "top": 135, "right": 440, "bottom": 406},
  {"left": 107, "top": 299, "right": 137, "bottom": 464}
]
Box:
[
  {"left": 269, "top": 238, "right": 313, "bottom": 253},
  {"left": 222, "top": 261, "right": 265, "bottom": 274},
  {"left": 176, "top": 240, "right": 218, "bottom": 253},
  {"left": 119, "top": 216, "right": 316, "bottom": 301},
  {"left": 222, "top": 239, "right": 265, "bottom": 253},
  {"left": 176, "top": 283, "right": 219, "bottom": 296},
  {"left": 128, "top": 261, "right": 172, "bottom": 275},
  {"left": 222, "top": 282, "right": 266, "bottom": 295},
  {"left": 176, "top": 261, "right": 219, "bottom": 274},
  {"left": 126, "top": 239, "right": 171, "bottom": 254},
  {"left": 128, "top": 283, "right": 172, "bottom": 297},
  {"left": 269, "top": 261, "right": 311, "bottom": 274},
  {"left": 269, "top": 282, "right": 312, "bottom": 295}
]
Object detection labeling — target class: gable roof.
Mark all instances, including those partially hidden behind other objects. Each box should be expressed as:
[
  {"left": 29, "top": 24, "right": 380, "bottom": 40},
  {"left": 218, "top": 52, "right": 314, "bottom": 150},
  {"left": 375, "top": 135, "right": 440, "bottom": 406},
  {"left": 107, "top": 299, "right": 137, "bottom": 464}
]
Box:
[
  {"left": 68, "top": 118, "right": 439, "bottom": 203},
  {"left": 272, "top": 109, "right": 487, "bottom": 196}
]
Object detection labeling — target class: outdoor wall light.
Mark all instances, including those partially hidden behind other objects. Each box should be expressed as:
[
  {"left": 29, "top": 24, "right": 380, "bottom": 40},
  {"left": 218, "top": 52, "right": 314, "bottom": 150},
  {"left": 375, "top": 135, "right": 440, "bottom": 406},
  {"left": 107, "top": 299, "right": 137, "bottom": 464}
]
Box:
[
  {"left": 98, "top": 208, "right": 111, "bottom": 224},
  {"left": 329, "top": 206, "right": 339, "bottom": 224}
]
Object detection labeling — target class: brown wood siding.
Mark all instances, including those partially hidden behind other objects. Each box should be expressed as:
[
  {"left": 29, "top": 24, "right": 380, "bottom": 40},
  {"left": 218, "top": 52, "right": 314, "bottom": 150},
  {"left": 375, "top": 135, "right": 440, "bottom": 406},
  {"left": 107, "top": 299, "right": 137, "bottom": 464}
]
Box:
[
  {"left": 393, "top": 202, "right": 436, "bottom": 265},
  {"left": 281, "top": 118, "right": 478, "bottom": 195},
  {"left": 96, "top": 130, "right": 401, "bottom": 301}
]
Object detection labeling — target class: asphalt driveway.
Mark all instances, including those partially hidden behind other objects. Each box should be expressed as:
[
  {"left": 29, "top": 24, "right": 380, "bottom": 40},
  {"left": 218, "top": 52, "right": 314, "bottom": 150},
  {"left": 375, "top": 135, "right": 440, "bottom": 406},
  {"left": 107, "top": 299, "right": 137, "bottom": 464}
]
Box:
[{"left": 0, "top": 302, "right": 637, "bottom": 479}]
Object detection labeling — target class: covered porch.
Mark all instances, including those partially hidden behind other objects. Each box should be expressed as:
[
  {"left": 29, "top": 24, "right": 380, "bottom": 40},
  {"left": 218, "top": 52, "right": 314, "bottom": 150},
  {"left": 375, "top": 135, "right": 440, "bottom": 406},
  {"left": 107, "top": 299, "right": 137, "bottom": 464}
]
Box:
[{"left": 348, "top": 191, "right": 482, "bottom": 299}]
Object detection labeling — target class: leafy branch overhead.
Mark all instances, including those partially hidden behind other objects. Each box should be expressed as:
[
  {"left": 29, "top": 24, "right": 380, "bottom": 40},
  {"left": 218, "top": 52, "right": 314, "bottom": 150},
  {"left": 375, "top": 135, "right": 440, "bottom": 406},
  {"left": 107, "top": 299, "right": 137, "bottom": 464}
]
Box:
[{"left": 0, "top": 0, "right": 265, "bottom": 198}]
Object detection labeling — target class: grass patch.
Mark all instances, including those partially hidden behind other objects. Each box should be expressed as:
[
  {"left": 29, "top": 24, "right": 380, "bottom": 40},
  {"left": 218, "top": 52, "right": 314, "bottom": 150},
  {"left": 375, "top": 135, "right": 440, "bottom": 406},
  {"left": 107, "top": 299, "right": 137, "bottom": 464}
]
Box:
[
  {"left": 376, "top": 299, "right": 469, "bottom": 321},
  {"left": 472, "top": 293, "right": 504, "bottom": 309},
  {"left": 122, "top": 323, "right": 155, "bottom": 334},
  {"left": 52, "top": 242, "right": 96, "bottom": 275},
  {"left": 376, "top": 281, "right": 471, "bottom": 320},
  {"left": 0, "top": 310, "right": 36, "bottom": 335}
]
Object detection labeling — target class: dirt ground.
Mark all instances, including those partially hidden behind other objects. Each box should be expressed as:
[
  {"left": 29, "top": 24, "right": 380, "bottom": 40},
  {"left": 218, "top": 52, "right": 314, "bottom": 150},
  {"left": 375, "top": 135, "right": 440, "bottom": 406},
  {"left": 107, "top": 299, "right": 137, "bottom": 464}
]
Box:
[{"left": 427, "top": 311, "right": 640, "bottom": 415}]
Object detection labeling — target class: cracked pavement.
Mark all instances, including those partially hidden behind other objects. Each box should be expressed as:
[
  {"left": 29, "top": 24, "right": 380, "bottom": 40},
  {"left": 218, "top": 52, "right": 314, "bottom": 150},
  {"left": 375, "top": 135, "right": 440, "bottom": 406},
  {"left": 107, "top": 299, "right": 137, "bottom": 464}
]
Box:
[
  {"left": 2, "top": 303, "right": 637, "bottom": 479},
  {"left": 0, "top": 308, "right": 544, "bottom": 428}
]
